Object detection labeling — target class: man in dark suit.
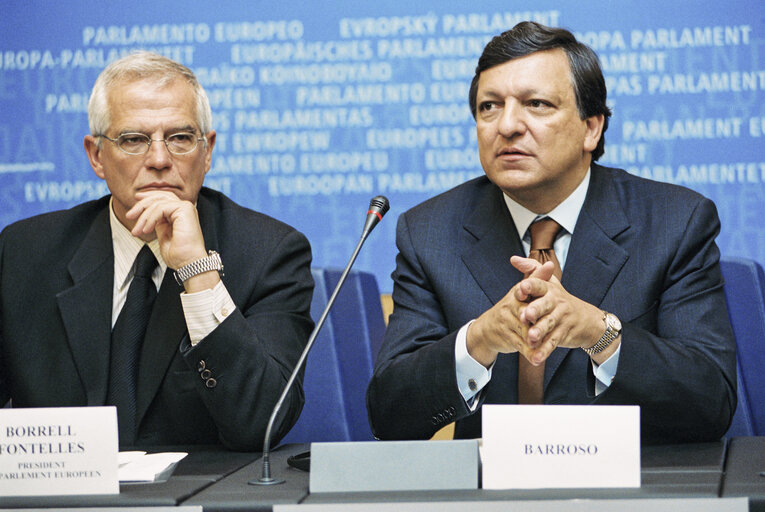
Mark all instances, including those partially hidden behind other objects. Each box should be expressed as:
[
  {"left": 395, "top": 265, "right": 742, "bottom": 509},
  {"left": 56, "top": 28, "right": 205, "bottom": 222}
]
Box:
[
  {"left": 0, "top": 52, "right": 314, "bottom": 451},
  {"left": 367, "top": 22, "right": 736, "bottom": 444}
]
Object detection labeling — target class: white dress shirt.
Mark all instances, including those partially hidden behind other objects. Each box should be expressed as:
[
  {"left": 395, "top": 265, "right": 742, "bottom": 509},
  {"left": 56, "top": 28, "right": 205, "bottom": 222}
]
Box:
[
  {"left": 109, "top": 200, "right": 236, "bottom": 346},
  {"left": 455, "top": 169, "right": 621, "bottom": 406}
]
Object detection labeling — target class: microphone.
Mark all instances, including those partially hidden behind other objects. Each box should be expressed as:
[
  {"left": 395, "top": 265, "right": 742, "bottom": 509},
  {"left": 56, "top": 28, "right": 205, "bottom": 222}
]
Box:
[
  {"left": 249, "top": 195, "right": 390, "bottom": 485},
  {"left": 362, "top": 195, "right": 391, "bottom": 238}
]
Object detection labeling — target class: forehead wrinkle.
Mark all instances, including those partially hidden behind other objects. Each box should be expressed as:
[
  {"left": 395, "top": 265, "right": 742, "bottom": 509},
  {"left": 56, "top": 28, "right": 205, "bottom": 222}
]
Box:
[
  {"left": 114, "top": 123, "right": 198, "bottom": 137},
  {"left": 478, "top": 60, "right": 573, "bottom": 105},
  {"left": 106, "top": 79, "right": 198, "bottom": 136},
  {"left": 477, "top": 79, "right": 564, "bottom": 104}
]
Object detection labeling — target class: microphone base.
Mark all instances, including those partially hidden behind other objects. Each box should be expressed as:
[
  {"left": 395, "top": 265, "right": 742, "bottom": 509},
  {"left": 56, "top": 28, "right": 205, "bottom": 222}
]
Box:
[{"left": 248, "top": 476, "right": 286, "bottom": 486}]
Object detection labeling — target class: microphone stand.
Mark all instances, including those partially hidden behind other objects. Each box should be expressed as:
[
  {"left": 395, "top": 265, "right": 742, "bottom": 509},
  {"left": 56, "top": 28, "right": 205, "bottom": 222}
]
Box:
[{"left": 249, "top": 196, "right": 389, "bottom": 485}]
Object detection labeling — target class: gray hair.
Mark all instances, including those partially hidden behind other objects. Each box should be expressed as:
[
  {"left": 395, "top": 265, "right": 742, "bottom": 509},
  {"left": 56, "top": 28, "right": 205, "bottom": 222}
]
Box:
[{"left": 87, "top": 51, "right": 212, "bottom": 139}]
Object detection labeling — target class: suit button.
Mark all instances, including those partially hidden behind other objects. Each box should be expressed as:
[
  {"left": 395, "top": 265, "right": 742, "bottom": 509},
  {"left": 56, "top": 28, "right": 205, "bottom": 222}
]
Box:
[
  {"left": 197, "top": 360, "right": 206, "bottom": 372},
  {"left": 200, "top": 369, "right": 212, "bottom": 380},
  {"left": 205, "top": 378, "right": 217, "bottom": 388}
]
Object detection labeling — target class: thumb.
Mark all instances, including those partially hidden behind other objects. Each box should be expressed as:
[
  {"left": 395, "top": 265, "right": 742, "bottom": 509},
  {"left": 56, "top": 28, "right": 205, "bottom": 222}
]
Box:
[{"left": 510, "top": 256, "right": 555, "bottom": 280}]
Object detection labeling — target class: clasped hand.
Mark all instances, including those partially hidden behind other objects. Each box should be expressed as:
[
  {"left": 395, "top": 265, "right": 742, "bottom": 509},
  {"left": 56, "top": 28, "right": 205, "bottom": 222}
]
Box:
[{"left": 466, "top": 255, "right": 602, "bottom": 368}]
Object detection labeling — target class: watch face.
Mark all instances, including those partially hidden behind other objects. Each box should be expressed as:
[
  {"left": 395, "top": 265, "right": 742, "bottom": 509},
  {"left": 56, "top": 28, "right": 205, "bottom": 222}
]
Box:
[{"left": 607, "top": 313, "right": 622, "bottom": 332}]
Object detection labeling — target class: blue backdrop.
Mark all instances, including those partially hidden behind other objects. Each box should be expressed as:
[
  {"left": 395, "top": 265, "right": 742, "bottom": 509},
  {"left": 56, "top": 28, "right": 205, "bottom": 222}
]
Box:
[{"left": 1, "top": 0, "right": 763, "bottom": 292}]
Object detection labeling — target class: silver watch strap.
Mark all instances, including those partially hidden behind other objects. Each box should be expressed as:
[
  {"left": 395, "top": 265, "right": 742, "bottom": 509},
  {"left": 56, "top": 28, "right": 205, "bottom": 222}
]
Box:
[{"left": 173, "top": 250, "right": 223, "bottom": 285}]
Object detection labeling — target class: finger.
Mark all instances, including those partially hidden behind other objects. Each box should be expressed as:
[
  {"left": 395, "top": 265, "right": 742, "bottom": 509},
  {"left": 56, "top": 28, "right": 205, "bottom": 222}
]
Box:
[
  {"left": 526, "top": 310, "right": 557, "bottom": 345},
  {"left": 528, "top": 343, "right": 553, "bottom": 366},
  {"left": 510, "top": 255, "right": 541, "bottom": 275},
  {"left": 516, "top": 341, "right": 537, "bottom": 364},
  {"left": 127, "top": 190, "right": 166, "bottom": 211},
  {"left": 510, "top": 256, "right": 555, "bottom": 280},
  {"left": 515, "top": 277, "right": 549, "bottom": 304},
  {"left": 520, "top": 293, "right": 553, "bottom": 325},
  {"left": 134, "top": 189, "right": 180, "bottom": 202},
  {"left": 522, "top": 326, "right": 562, "bottom": 364},
  {"left": 131, "top": 200, "right": 174, "bottom": 237},
  {"left": 125, "top": 200, "right": 148, "bottom": 221},
  {"left": 127, "top": 190, "right": 186, "bottom": 221},
  {"left": 530, "top": 261, "right": 555, "bottom": 280},
  {"left": 518, "top": 338, "right": 554, "bottom": 366}
]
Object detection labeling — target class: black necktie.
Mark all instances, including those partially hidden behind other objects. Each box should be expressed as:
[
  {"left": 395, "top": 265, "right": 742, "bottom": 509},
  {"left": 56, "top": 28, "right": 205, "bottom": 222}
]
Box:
[
  {"left": 108, "top": 245, "right": 158, "bottom": 445},
  {"left": 518, "top": 218, "right": 563, "bottom": 404}
]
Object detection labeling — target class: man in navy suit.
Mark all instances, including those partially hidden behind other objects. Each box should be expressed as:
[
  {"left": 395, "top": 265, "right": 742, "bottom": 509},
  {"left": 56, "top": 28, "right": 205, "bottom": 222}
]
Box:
[
  {"left": 0, "top": 52, "right": 313, "bottom": 450},
  {"left": 367, "top": 22, "right": 736, "bottom": 444}
]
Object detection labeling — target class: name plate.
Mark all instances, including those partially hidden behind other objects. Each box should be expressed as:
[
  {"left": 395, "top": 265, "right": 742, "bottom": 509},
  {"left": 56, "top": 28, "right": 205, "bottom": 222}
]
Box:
[
  {"left": 482, "top": 404, "right": 640, "bottom": 489},
  {"left": 310, "top": 440, "right": 479, "bottom": 492},
  {"left": 0, "top": 406, "right": 119, "bottom": 496}
]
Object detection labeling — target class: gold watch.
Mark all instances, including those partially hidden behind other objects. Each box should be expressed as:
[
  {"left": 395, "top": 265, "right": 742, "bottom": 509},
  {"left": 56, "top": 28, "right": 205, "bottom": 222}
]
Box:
[{"left": 583, "top": 311, "right": 621, "bottom": 355}]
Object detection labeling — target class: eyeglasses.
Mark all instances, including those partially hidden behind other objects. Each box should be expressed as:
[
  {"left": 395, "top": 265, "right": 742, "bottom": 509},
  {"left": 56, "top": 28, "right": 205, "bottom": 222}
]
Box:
[{"left": 98, "top": 132, "right": 205, "bottom": 155}]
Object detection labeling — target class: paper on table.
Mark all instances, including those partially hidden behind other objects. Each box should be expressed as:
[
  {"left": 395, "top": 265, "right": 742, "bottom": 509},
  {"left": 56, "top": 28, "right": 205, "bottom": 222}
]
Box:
[
  {"left": 119, "top": 451, "right": 147, "bottom": 466},
  {"left": 118, "top": 451, "right": 187, "bottom": 483}
]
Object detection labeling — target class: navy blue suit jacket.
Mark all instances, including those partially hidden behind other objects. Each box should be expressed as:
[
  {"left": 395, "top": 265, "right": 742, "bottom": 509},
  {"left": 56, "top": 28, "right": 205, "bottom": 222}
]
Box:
[
  {"left": 367, "top": 164, "right": 736, "bottom": 444},
  {"left": 0, "top": 188, "right": 314, "bottom": 450}
]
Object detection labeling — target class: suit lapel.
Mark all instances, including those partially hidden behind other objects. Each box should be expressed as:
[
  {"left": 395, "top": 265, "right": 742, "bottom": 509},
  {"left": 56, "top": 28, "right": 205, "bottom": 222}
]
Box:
[
  {"left": 563, "top": 165, "right": 630, "bottom": 308},
  {"left": 56, "top": 204, "right": 114, "bottom": 406},
  {"left": 543, "top": 165, "right": 631, "bottom": 381},
  {"left": 135, "top": 191, "right": 221, "bottom": 427},
  {"left": 135, "top": 269, "right": 186, "bottom": 424},
  {"left": 461, "top": 183, "right": 526, "bottom": 305}
]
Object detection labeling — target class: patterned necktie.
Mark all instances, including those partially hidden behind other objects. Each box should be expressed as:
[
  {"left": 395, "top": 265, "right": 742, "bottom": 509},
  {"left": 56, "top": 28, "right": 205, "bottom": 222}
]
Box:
[
  {"left": 107, "top": 245, "right": 158, "bottom": 445},
  {"left": 518, "top": 218, "right": 563, "bottom": 404}
]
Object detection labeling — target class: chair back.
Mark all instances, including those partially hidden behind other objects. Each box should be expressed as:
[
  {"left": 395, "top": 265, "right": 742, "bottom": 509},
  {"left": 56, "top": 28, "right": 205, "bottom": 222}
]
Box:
[
  {"left": 281, "top": 268, "right": 385, "bottom": 443},
  {"left": 721, "top": 257, "right": 765, "bottom": 436}
]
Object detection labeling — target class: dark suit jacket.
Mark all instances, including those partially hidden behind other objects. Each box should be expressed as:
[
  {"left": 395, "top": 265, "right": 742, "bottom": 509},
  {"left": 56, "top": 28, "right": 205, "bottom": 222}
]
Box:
[
  {"left": 367, "top": 164, "right": 737, "bottom": 444},
  {"left": 0, "top": 188, "right": 314, "bottom": 450}
]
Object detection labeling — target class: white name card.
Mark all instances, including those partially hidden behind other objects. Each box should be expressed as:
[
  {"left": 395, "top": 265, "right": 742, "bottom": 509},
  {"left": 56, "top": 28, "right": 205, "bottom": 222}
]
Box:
[
  {"left": 481, "top": 404, "right": 640, "bottom": 489},
  {"left": 0, "top": 406, "right": 119, "bottom": 496}
]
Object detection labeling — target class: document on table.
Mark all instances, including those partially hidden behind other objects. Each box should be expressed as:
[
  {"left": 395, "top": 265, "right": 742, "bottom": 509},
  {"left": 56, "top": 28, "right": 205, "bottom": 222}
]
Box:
[{"left": 118, "top": 451, "right": 187, "bottom": 483}]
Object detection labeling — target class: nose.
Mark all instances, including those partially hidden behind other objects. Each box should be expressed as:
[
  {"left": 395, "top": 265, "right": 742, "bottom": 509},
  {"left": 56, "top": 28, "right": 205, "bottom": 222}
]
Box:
[
  {"left": 497, "top": 101, "right": 526, "bottom": 139},
  {"left": 144, "top": 138, "right": 173, "bottom": 171}
]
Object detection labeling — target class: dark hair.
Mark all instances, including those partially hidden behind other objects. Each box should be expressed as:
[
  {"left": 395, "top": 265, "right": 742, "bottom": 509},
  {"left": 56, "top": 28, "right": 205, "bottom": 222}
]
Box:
[{"left": 469, "top": 21, "right": 611, "bottom": 161}]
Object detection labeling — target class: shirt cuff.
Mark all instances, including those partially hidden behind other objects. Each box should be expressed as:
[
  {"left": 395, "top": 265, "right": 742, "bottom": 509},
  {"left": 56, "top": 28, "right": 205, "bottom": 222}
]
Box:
[
  {"left": 455, "top": 320, "right": 493, "bottom": 409},
  {"left": 180, "top": 280, "right": 236, "bottom": 346},
  {"left": 591, "top": 343, "right": 621, "bottom": 395}
]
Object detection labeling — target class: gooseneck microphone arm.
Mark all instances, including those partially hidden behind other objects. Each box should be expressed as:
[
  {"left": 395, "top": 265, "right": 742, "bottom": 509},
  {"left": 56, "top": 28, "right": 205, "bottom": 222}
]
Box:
[{"left": 249, "top": 195, "right": 390, "bottom": 486}]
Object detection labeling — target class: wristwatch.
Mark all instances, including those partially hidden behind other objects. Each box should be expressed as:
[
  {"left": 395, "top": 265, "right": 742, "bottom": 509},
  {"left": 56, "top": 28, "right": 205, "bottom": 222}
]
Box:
[
  {"left": 174, "top": 250, "right": 224, "bottom": 285},
  {"left": 583, "top": 311, "right": 622, "bottom": 355}
]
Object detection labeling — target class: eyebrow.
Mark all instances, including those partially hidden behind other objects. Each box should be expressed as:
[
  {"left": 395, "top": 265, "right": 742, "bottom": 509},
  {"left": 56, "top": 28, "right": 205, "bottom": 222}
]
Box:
[
  {"left": 475, "top": 89, "right": 509, "bottom": 104},
  {"left": 118, "top": 125, "right": 198, "bottom": 136},
  {"left": 477, "top": 86, "right": 562, "bottom": 104}
]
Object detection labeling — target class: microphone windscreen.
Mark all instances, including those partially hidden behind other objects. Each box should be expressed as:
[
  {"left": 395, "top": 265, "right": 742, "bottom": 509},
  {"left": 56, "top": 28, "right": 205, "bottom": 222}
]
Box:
[{"left": 368, "top": 195, "right": 390, "bottom": 216}]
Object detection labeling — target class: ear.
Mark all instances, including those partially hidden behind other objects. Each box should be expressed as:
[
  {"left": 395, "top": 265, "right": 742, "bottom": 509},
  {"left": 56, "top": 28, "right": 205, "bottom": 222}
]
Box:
[
  {"left": 84, "top": 135, "right": 106, "bottom": 180},
  {"left": 583, "top": 114, "right": 605, "bottom": 153},
  {"left": 203, "top": 130, "right": 216, "bottom": 175}
]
